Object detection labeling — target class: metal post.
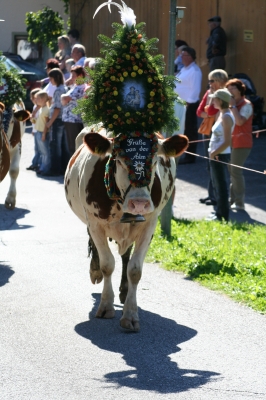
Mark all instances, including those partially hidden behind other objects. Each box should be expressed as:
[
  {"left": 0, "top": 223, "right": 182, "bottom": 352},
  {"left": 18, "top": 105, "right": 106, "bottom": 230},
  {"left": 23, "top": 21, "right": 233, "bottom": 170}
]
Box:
[{"left": 160, "top": 0, "right": 177, "bottom": 236}]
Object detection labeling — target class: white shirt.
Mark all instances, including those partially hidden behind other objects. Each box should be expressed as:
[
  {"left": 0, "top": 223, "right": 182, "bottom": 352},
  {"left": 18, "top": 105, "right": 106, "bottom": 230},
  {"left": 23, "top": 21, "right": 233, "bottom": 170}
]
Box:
[
  {"left": 175, "top": 62, "right": 202, "bottom": 103},
  {"left": 44, "top": 82, "right": 57, "bottom": 98},
  {"left": 209, "top": 111, "right": 235, "bottom": 154},
  {"left": 74, "top": 57, "right": 86, "bottom": 67}
]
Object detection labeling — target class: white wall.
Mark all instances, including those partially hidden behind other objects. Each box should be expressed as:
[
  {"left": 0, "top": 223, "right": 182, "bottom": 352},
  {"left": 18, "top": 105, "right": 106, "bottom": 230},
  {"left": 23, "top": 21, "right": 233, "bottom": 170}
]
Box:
[{"left": 0, "top": 0, "right": 68, "bottom": 52}]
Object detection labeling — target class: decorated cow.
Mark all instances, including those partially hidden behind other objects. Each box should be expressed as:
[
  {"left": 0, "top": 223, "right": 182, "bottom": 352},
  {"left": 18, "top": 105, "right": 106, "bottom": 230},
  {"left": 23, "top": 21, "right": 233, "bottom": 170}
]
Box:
[
  {"left": 0, "top": 102, "right": 30, "bottom": 209},
  {"left": 64, "top": 1, "right": 188, "bottom": 331}
]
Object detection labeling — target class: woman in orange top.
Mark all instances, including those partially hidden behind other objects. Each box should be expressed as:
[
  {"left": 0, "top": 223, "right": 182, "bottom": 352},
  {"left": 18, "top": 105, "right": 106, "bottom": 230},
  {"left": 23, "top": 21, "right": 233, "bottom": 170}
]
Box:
[{"left": 226, "top": 78, "right": 253, "bottom": 210}]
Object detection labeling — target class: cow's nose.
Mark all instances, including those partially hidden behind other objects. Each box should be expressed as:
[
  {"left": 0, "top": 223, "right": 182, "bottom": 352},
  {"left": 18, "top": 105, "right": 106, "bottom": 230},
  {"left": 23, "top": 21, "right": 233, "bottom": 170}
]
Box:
[{"left": 128, "top": 199, "right": 151, "bottom": 215}]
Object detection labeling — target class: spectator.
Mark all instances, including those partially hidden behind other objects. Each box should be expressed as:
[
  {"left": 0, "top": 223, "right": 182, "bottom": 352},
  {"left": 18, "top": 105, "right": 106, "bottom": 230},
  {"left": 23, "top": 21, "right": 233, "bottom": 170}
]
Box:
[
  {"left": 61, "top": 66, "right": 86, "bottom": 156},
  {"left": 206, "top": 16, "right": 227, "bottom": 71},
  {"left": 64, "top": 58, "right": 75, "bottom": 81},
  {"left": 71, "top": 44, "right": 86, "bottom": 67},
  {"left": 45, "top": 68, "right": 69, "bottom": 176},
  {"left": 206, "top": 89, "right": 235, "bottom": 221},
  {"left": 34, "top": 91, "right": 50, "bottom": 176},
  {"left": 42, "top": 59, "right": 60, "bottom": 105},
  {"left": 67, "top": 29, "right": 80, "bottom": 48},
  {"left": 174, "top": 46, "right": 202, "bottom": 164},
  {"left": 55, "top": 35, "right": 72, "bottom": 75},
  {"left": 226, "top": 78, "right": 253, "bottom": 211},
  {"left": 174, "top": 39, "right": 188, "bottom": 74},
  {"left": 26, "top": 88, "right": 42, "bottom": 171},
  {"left": 197, "top": 69, "right": 228, "bottom": 206}
]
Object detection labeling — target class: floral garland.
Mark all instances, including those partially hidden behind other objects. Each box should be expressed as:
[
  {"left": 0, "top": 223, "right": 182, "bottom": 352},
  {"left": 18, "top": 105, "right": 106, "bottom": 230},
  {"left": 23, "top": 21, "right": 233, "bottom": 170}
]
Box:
[
  {"left": 0, "top": 58, "right": 26, "bottom": 108},
  {"left": 104, "top": 131, "right": 158, "bottom": 201},
  {"left": 76, "top": 21, "right": 181, "bottom": 136}
]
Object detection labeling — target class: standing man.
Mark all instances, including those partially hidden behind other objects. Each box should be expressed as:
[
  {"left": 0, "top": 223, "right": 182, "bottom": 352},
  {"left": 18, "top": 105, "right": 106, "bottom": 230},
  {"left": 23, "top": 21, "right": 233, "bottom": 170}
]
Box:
[
  {"left": 67, "top": 29, "right": 80, "bottom": 48},
  {"left": 206, "top": 16, "right": 227, "bottom": 71},
  {"left": 175, "top": 47, "right": 202, "bottom": 164}
]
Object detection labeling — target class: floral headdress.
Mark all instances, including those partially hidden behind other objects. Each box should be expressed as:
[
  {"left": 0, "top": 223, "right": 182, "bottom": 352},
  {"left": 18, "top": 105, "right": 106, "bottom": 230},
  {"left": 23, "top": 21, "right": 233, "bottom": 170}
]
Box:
[
  {"left": 0, "top": 56, "right": 26, "bottom": 108},
  {"left": 76, "top": 0, "right": 181, "bottom": 137}
]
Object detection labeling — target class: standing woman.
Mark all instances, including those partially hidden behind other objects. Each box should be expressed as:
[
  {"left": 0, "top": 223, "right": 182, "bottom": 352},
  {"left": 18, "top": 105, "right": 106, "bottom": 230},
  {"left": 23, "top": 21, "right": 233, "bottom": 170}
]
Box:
[
  {"left": 226, "top": 78, "right": 253, "bottom": 210},
  {"left": 207, "top": 89, "right": 235, "bottom": 221},
  {"left": 55, "top": 35, "right": 72, "bottom": 76},
  {"left": 61, "top": 66, "right": 86, "bottom": 156},
  {"left": 45, "top": 68, "right": 69, "bottom": 176}
]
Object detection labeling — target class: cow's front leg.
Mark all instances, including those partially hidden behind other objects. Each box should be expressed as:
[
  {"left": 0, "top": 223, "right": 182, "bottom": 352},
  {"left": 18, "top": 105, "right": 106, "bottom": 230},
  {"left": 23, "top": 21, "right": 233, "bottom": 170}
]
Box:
[
  {"left": 89, "top": 228, "right": 115, "bottom": 319},
  {"left": 119, "top": 244, "right": 133, "bottom": 304},
  {"left": 5, "top": 145, "right": 20, "bottom": 209}
]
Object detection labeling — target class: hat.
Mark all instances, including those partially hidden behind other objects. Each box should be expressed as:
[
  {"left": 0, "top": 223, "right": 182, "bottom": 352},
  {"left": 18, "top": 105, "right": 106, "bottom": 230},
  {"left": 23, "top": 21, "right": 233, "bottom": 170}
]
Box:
[
  {"left": 209, "top": 89, "right": 232, "bottom": 103},
  {"left": 208, "top": 16, "right": 221, "bottom": 22}
]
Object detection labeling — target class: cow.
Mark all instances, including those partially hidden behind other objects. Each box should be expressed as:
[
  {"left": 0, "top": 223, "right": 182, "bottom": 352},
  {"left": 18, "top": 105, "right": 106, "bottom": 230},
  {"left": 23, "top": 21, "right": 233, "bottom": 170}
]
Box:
[
  {"left": 64, "top": 127, "right": 188, "bottom": 331},
  {"left": 0, "top": 102, "right": 30, "bottom": 209}
]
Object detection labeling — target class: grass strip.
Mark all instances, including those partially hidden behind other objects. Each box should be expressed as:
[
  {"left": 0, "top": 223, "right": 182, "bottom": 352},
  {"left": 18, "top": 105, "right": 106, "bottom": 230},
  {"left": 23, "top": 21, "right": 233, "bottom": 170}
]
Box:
[{"left": 146, "top": 218, "right": 266, "bottom": 313}]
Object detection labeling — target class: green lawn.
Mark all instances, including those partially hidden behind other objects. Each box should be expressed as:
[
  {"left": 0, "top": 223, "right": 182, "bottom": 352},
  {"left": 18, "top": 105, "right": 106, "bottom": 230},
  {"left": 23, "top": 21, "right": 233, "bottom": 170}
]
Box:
[{"left": 146, "top": 218, "right": 266, "bottom": 313}]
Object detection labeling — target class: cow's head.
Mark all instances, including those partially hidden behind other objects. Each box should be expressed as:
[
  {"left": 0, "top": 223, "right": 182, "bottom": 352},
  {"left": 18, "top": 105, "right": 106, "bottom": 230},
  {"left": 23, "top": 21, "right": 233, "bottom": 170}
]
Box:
[{"left": 84, "top": 131, "right": 188, "bottom": 221}]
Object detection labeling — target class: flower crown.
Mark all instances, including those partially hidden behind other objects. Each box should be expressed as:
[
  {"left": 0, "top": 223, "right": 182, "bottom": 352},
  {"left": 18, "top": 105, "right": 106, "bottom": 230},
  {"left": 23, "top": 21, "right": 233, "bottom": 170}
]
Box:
[{"left": 76, "top": 0, "right": 181, "bottom": 136}]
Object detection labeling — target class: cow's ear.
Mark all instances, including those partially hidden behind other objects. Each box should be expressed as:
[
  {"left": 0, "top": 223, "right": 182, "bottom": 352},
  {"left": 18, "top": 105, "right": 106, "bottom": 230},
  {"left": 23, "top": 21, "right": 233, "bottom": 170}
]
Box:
[
  {"left": 83, "top": 132, "right": 113, "bottom": 155},
  {"left": 158, "top": 135, "right": 189, "bottom": 158},
  {"left": 0, "top": 102, "right": 5, "bottom": 112},
  {"left": 14, "top": 109, "right": 31, "bottom": 122}
]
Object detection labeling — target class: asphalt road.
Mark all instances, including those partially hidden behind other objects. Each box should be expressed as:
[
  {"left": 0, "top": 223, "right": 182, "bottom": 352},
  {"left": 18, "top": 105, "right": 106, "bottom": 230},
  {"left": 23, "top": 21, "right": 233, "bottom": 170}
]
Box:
[{"left": 0, "top": 129, "right": 266, "bottom": 400}]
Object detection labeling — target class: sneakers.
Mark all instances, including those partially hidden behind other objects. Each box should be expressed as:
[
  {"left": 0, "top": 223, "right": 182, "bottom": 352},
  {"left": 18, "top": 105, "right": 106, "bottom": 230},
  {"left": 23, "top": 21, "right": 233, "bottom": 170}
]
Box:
[
  {"left": 230, "top": 203, "right": 245, "bottom": 210},
  {"left": 205, "top": 213, "right": 221, "bottom": 221},
  {"left": 26, "top": 165, "right": 38, "bottom": 171}
]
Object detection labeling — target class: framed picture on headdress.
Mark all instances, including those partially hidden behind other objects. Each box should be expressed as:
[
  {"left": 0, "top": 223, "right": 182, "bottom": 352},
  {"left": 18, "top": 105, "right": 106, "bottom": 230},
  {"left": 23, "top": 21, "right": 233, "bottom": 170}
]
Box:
[{"left": 122, "top": 79, "right": 147, "bottom": 111}]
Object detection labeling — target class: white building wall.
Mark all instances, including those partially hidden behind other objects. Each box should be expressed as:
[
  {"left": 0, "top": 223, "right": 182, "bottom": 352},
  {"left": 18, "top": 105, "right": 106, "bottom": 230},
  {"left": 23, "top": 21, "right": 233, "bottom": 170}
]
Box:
[{"left": 0, "top": 0, "right": 68, "bottom": 52}]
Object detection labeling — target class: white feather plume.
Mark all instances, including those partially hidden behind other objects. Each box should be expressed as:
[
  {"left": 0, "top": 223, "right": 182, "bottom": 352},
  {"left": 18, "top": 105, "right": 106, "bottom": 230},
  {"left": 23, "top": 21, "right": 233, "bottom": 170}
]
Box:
[{"left": 93, "top": 0, "right": 136, "bottom": 28}]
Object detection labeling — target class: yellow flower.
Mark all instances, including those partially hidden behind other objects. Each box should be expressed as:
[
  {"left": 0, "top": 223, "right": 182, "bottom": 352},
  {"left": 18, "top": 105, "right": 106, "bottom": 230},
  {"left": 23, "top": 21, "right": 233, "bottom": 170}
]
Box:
[
  {"left": 125, "top": 112, "right": 130, "bottom": 117},
  {"left": 95, "top": 105, "right": 98, "bottom": 110},
  {"left": 133, "top": 65, "right": 138, "bottom": 71},
  {"left": 150, "top": 91, "right": 155, "bottom": 97},
  {"left": 99, "top": 89, "right": 104, "bottom": 93},
  {"left": 99, "top": 101, "right": 103, "bottom": 106},
  {"left": 126, "top": 55, "right": 130, "bottom": 60},
  {"left": 140, "top": 45, "right": 144, "bottom": 50},
  {"left": 120, "top": 76, "right": 124, "bottom": 82},
  {"left": 117, "top": 106, "right": 122, "bottom": 111},
  {"left": 131, "top": 39, "right": 137, "bottom": 44},
  {"left": 135, "top": 53, "right": 140, "bottom": 59},
  {"left": 131, "top": 72, "right": 136, "bottom": 77},
  {"left": 148, "top": 78, "right": 153, "bottom": 83},
  {"left": 105, "top": 73, "right": 109, "bottom": 78},
  {"left": 147, "top": 103, "right": 154, "bottom": 108},
  {"left": 122, "top": 44, "right": 127, "bottom": 49},
  {"left": 113, "top": 114, "right": 119, "bottom": 119},
  {"left": 138, "top": 69, "right": 143, "bottom": 75},
  {"left": 126, "top": 119, "right": 131, "bottom": 124},
  {"left": 142, "top": 122, "right": 146, "bottom": 127},
  {"left": 123, "top": 71, "right": 128, "bottom": 77},
  {"left": 113, "top": 91, "right": 118, "bottom": 96},
  {"left": 108, "top": 124, "right": 113, "bottom": 129},
  {"left": 110, "top": 76, "right": 116, "bottom": 81}
]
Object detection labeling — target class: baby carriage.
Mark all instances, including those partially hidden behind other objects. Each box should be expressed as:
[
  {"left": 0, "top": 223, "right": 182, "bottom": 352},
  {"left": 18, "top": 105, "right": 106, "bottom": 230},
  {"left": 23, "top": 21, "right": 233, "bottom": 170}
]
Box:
[{"left": 233, "top": 73, "right": 264, "bottom": 129}]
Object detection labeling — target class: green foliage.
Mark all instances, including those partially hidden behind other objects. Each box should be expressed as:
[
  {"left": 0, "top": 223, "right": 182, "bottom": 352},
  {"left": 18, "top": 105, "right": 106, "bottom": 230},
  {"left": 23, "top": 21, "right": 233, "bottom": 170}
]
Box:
[
  {"left": 25, "top": 7, "right": 65, "bottom": 54},
  {"left": 0, "top": 56, "right": 26, "bottom": 107},
  {"left": 76, "top": 21, "right": 182, "bottom": 136},
  {"left": 60, "top": 0, "right": 70, "bottom": 14},
  {"left": 146, "top": 219, "right": 266, "bottom": 313}
]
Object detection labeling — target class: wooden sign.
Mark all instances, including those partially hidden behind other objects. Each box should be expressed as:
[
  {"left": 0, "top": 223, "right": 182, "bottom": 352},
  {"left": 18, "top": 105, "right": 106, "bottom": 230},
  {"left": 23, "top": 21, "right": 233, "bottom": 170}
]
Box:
[{"left": 244, "top": 30, "right": 253, "bottom": 42}]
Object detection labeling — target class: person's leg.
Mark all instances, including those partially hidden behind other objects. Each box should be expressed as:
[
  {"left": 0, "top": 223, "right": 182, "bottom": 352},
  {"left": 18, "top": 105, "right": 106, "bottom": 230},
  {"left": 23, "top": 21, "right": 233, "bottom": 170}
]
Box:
[
  {"left": 229, "top": 147, "right": 251, "bottom": 208},
  {"left": 210, "top": 154, "right": 230, "bottom": 221},
  {"left": 209, "top": 56, "right": 226, "bottom": 71},
  {"left": 64, "top": 122, "right": 84, "bottom": 156},
  {"left": 38, "top": 132, "right": 51, "bottom": 174},
  {"left": 182, "top": 102, "right": 199, "bottom": 162}
]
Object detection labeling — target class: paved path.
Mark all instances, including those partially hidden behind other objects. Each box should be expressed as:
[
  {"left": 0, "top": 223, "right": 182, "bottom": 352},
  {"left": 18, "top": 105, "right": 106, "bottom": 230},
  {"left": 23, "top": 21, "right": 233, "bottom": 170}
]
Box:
[{"left": 0, "top": 129, "right": 265, "bottom": 399}]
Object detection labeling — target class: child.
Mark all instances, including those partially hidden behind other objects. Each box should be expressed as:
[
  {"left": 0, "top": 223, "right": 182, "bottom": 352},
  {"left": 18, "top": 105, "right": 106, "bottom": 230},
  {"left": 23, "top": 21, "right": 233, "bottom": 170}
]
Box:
[
  {"left": 26, "top": 88, "right": 41, "bottom": 171},
  {"left": 34, "top": 91, "right": 50, "bottom": 176},
  {"left": 64, "top": 58, "right": 75, "bottom": 81}
]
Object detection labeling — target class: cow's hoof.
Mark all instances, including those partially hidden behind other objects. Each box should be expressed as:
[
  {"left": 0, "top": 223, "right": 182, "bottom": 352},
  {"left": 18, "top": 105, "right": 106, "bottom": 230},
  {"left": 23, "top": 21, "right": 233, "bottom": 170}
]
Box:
[
  {"left": 96, "top": 306, "right": 115, "bottom": 319},
  {"left": 120, "top": 317, "right": 140, "bottom": 332},
  {"left": 5, "top": 200, "right": 15, "bottom": 210},
  {"left": 90, "top": 269, "right": 103, "bottom": 284}
]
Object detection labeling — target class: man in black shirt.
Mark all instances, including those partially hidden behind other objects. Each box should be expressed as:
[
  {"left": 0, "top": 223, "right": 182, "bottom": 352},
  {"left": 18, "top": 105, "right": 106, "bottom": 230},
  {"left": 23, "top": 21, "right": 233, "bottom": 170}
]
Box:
[{"left": 206, "top": 16, "right": 227, "bottom": 71}]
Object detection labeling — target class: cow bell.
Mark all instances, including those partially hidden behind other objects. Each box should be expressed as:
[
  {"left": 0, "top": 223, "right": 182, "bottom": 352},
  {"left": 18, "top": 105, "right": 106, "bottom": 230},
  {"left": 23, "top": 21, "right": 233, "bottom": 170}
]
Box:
[{"left": 120, "top": 212, "right": 146, "bottom": 223}]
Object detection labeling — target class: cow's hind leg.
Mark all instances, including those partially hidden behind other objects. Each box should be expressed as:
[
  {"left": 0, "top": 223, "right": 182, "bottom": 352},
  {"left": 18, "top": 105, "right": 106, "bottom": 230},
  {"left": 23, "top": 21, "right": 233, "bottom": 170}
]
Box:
[
  {"left": 5, "top": 144, "right": 20, "bottom": 209},
  {"left": 119, "top": 245, "right": 133, "bottom": 304},
  {"left": 87, "top": 227, "right": 103, "bottom": 284}
]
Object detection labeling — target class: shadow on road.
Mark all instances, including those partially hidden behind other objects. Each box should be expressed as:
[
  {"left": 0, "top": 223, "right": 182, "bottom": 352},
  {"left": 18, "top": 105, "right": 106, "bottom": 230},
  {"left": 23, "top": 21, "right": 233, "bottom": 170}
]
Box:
[
  {"left": 0, "top": 263, "right": 14, "bottom": 287},
  {"left": 75, "top": 293, "right": 220, "bottom": 394},
  {"left": 0, "top": 206, "right": 31, "bottom": 231}
]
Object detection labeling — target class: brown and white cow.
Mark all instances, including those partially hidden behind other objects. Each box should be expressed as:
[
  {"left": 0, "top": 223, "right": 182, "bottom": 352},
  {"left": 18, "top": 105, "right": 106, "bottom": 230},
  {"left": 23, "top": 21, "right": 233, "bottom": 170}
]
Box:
[
  {"left": 0, "top": 102, "right": 30, "bottom": 209},
  {"left": 64, "top": 127, "right": 188, "bottom": 331}
]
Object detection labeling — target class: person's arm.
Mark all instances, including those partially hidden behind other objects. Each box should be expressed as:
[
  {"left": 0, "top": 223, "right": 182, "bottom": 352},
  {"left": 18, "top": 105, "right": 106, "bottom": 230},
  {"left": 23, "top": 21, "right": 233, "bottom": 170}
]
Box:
[
  {"left": 229, "top": 102, "right": 253, "bottom": 126},
  {"left": 210, "top": 114, "right": 232, "bottom": 159},
  {"left": 61, "top": 94, "right": 72, "bottom": 106},
  {"left": 196, "top": 91, "right": 208, "bottom": 118},
  {"left": 41, "top": 117, "right": 49, "bottom": 141},
  {"left": 46, "top": 108, "right": 61, "bottom": 129}
]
